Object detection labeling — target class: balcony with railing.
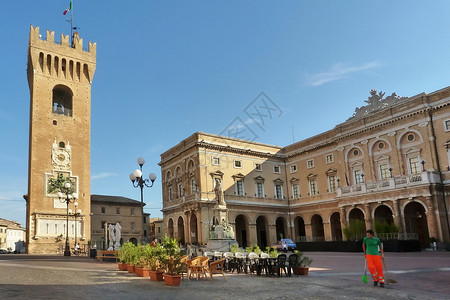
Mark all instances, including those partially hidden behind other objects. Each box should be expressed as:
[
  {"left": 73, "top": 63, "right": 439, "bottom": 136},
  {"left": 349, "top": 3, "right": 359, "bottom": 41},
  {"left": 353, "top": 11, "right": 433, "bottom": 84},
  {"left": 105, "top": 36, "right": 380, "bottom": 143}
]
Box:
[{"left": 337, "top": 171, "right": 440, "bottom": 197}]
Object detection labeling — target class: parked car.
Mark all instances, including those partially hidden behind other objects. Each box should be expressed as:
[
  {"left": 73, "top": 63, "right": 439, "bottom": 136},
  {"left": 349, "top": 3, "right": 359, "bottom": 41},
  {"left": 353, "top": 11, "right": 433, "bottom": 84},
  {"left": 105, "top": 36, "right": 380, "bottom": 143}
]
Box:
[
  {"left": 274, "top": 239, "right": 297, "bottom": 252},
  {"left": 0, "top": 249, "right": 7, "bottom": 254}
]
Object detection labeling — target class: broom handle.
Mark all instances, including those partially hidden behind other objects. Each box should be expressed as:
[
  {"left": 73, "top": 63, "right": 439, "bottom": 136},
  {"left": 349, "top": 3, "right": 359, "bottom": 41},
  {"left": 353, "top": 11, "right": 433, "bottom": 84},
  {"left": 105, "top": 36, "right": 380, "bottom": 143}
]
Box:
[{"left": 382, "top": 257, "right": 389, "bottom": 280}]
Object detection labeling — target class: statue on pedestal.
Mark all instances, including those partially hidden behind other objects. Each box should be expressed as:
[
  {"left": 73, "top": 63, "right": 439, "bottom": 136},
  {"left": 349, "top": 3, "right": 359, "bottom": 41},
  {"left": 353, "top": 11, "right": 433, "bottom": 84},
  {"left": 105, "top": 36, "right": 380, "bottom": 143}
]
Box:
[{"left": 214, "top": 178, "right": 226, "bottom": 206}]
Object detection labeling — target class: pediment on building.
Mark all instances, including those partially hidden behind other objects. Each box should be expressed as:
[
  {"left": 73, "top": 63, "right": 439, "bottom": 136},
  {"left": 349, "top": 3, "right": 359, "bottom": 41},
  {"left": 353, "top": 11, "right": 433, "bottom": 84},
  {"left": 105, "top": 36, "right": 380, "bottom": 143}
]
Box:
[
  {"left": 254, "top": 175, "right": 265, "bottom": 183},
  {"left": 273, "top": 178, "right": 283, "bottom": 184},
  {"left": 325, "top": 168, "right": 337, "bottom": 176}
]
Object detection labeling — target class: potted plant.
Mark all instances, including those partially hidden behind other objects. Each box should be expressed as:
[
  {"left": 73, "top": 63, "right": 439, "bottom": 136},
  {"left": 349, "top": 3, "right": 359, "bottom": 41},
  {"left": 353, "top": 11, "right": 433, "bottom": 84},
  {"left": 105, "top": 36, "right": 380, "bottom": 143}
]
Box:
[
  {"left": 148, "top": 243, "right": 165, "bottom": 281},
  {"left": 125, "top": 243, "right": 137, "bottom": 273},
  {"left": 245, "top": 244, "right": 262, "bottom": 256},
  {"left": 134, "top": 244, "right": 152, "bottom": 277},
  {"left": 117, "top": 242, "right": 132, "bottom": 271},
  {"left": 265, "top": 246, "right": 279, "bottom": 258},
  {"left": 292, "top": 250, "right": 313, "bottom": 275},
  {"left": 160, "top": 236, "right": 184, "bottom": 286}
]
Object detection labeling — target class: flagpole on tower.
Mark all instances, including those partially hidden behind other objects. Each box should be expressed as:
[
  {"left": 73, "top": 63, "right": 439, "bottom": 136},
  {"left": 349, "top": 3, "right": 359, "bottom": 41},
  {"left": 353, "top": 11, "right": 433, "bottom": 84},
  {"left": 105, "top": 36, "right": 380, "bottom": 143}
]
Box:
[
  {"left": 63, "top": 0, "right": 74, "bottom": 46},
  {"left": 70, "top": 4, "right": 73, "bottom": 46}
]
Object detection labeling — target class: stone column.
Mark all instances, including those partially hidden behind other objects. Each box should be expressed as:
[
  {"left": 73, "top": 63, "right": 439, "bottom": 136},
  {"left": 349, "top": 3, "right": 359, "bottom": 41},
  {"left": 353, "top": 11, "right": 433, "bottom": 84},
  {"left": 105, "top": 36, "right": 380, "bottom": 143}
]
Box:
[
  {"left": 340, "top": 207, "right": 348, "bottom": 241},
  {"left": 248, "top": 224, "right": 257, "bottom": 246},
  {"left": 305, "top": 223, "right": 312, "bottom": 241},
  {"left": 392, "top": 200, "right": 404, "bottom": 232},
  {"left": 268, "top": 223, "right": 277, "bottom": 245},
  {"left": 323, "top": 221, "right": 332, "bottom": 241},
  {"left": 364, "top": 204, "right": 372, "bottom": 230}
]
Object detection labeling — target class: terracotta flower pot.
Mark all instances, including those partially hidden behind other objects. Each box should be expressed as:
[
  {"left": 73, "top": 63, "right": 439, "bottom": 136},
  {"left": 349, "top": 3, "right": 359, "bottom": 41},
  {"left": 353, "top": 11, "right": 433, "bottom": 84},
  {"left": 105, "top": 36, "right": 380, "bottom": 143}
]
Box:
[
  {"left": 149, "top": 270, "right": 164, "bottom": 281},
  {"left": 118, "top": 263, "right": 128, "bottom": 271},
  {"left": 135, "top": 267, "right": 151, "bottom": 277},
  {"left": 293, "top": 267, "right": 309, "bottom": 276},
  {"left": 127, "top": 264, "right": 135, "bottom": 273},
  {"left": 164, "top": 274, "right": 182, "bottom": 286}
]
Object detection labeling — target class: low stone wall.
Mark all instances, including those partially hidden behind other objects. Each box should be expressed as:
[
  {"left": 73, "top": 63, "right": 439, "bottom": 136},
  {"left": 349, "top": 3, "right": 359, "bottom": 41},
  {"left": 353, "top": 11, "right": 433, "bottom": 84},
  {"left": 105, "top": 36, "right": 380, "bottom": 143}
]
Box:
[{"left": 296, "top": 240, "right": 421, "bottom": 252}]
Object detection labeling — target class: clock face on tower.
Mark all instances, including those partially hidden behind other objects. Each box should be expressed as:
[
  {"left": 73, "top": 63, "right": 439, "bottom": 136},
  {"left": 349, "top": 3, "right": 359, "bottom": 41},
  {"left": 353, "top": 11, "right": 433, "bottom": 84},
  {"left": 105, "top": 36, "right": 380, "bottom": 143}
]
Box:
[{"left": 52, "top": 149, "right": 71, "bottom": 169}]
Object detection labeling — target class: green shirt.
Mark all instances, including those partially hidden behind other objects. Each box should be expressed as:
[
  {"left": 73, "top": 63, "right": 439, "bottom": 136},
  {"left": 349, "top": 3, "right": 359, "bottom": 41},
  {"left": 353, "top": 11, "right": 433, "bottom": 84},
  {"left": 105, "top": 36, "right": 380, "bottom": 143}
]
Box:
[{"left": 363, "top": 236, "right": 381, "bottom": 255}]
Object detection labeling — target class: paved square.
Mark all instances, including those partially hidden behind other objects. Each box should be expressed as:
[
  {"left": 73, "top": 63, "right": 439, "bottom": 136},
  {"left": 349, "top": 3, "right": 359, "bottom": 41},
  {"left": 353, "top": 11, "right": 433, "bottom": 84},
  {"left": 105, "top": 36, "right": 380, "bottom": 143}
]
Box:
[{"left": 0, "top": 252, "right": 449, "bottom": 299}]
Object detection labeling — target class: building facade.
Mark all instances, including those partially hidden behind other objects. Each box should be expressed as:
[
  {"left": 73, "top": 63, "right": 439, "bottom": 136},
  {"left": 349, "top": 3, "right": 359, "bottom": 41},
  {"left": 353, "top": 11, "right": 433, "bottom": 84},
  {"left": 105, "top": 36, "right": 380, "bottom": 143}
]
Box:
[
  {"left": 160, "top": 88, "right": 450, "bottom": 248},
  {"left": 25, "top": 26, "right": 96, "bottom": 253},
  {"left": 90, "top": 195, "right": 145, "bottom": 249},
  {"left": 0, "top": 218, "right": 26, "bottom": 253}
]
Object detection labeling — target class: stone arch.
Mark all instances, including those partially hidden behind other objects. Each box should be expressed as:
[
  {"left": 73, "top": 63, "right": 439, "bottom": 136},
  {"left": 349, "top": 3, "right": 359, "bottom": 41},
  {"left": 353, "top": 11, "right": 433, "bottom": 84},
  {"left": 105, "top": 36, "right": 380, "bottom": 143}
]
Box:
[
  {"left": 345, "top": 145, "right": 365, "bottom": 162},
  {"left": 235, "top": 214, "right": 249, "bottom": 248},
  {"left": 175, "top": 165, "right": 183, "bottom": 177},
  {"left": 189, "top": 213, "right": 198, "bottom": 244},
  {"left": 165, "top": 170, "right": 173, "bottom": 181},
  {"left": 177, "top": 216, "right": 185, "bottom": 245},
  {"left": 330, "top": 211, "right": 342, "bottom": 241},
  {"left": 186, "top": 159, "right": 195, "bottom": 171},
  {"left": 404, "top": 201, "right": 429, "bottom": 247},
  {"left": 167, "top": 218, "right": 174, "bottom": 238},
  {"left": 52, "top": 85, "right": 73, "bottom": 116},
  {"left": 294, "top": 216, "right": 306, "bottom": 242},
  {"left": 369, "top": 138, "right": 392, "bottom": 156},
  {"left": 373, "top": 204, "right": 394, "bottom": 224},
  {"left": 255, "top": 215, "right": 269, "bottom": 249},
  {"left": 311, "top": 214, "right": 325, "bottom": 241},
  {"left": 397, "top": 129, "right": 424, "bottom": 150},
  {"left": 275, "top": 216, "right": 287, "bottom": 241},
  {"left": 347, "top": 207, "right": 366, "bottom": 239}
]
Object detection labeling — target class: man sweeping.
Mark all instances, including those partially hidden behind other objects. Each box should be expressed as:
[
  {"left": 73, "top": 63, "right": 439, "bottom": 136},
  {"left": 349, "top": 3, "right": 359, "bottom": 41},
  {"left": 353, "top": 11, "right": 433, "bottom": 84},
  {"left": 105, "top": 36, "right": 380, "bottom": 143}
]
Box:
[{"left": 363, "top": 229, "right": 385, "bottom": 287}]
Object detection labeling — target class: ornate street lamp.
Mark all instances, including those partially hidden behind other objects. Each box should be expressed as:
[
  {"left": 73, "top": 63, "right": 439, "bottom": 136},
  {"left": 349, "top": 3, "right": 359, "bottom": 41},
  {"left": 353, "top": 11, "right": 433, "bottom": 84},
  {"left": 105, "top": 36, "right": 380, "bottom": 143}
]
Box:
[
  {"left": 57, "top": 182, "right": 77, "bottom": 256},
  {"left": 73, "top": 202, "right": 82, "bottom": 254},
  {"left": 129, "top": 157, "right": 157, "bottom": 243}
]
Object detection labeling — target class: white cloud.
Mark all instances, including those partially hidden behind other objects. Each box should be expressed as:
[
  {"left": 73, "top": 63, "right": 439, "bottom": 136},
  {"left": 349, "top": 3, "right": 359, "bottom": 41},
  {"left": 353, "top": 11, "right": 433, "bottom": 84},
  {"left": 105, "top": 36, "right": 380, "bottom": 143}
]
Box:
[
  {"left": 305, "top": 61, "right": 383, "bottom": 86},
  {"left": 91, "top": 172, "right": 118, "bottom": 180}
]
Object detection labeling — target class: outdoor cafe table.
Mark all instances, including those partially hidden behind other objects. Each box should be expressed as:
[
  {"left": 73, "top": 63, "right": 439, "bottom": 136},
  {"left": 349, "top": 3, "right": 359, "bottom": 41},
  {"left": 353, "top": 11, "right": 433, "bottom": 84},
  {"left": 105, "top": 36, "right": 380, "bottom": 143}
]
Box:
[{"left": 255, "top": 257, "right": 278, "bottom": 277}]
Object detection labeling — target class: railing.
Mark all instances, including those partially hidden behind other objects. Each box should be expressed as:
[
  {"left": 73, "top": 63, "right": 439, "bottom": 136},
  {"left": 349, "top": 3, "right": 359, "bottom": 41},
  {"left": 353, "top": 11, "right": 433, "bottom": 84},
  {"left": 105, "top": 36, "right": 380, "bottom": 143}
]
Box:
[
  {"left": 337, "top": 171, "right": 435, "bottom": 197},
  {"left": 378, "top": 233, "right": 418, "bottom": 240},
  {"left": 297, "top": 236, "right": 325, "bottom": 242}
]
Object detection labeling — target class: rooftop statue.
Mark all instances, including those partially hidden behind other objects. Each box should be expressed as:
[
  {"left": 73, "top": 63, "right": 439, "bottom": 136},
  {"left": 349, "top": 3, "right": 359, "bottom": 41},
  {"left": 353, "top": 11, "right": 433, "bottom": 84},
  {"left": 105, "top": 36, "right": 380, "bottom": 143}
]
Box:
[{"left": 348, "top": 90, "right": 408, "bottom": 121}]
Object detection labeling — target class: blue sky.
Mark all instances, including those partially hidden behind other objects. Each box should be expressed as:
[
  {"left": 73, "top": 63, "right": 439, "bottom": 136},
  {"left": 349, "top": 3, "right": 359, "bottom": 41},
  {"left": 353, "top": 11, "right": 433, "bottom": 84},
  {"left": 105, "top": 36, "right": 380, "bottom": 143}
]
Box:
[{"left": 2, "top": 1, "right": 450, "bottom": 226}]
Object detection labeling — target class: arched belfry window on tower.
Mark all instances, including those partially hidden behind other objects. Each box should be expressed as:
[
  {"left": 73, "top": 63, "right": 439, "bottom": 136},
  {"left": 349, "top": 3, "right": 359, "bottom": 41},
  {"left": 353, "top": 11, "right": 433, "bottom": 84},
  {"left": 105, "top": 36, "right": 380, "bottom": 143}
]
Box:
[{"left": 52, "top": 86, "right": 73, "bottom": 116}]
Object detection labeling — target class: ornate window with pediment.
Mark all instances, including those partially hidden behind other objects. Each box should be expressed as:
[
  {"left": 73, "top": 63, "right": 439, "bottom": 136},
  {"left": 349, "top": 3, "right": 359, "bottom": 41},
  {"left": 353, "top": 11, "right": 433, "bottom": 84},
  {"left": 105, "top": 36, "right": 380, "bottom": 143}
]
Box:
[
  {"left": 290, "top": 178, "right": 300, "bottom": 198},
  {"left": 307, "top": 173, "right": 318, "bottom": 196},
  {"left": 326, "top": 168, "right": 337, "bottom": 192},
  {"left": 375, "top": 155, "right": 391, "bottom": 180},
  {"left": 404, "top": 148, "right": 422, "bottom": 175},
  {"left": 273, "top": 178, "right": 284, "bottom": 199},
  {"left": 254, "top": 176, "right": 265, "bottom": 197},
  {"left": 233, "top": 173, "right": 245, "bottom": 196}
]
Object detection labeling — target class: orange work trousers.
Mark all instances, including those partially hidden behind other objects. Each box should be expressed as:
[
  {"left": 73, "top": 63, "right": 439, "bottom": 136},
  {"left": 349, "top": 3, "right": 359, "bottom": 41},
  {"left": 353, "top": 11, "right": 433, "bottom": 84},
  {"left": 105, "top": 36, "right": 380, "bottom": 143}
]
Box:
[{"left": 365, "top": 255, "right": 384, "bottom": 283}]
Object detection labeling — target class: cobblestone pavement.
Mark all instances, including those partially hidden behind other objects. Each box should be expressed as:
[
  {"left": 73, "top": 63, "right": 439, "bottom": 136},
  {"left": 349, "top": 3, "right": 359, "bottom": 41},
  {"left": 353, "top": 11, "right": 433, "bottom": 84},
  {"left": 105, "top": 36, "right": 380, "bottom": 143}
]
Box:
[{"left": 0, "top": 251, "right": 449, "bottom": 300}]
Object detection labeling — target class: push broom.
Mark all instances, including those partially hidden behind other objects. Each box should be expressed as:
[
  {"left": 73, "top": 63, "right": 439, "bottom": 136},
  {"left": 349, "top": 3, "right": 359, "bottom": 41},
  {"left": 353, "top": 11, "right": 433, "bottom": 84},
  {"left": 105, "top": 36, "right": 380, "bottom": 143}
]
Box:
[
  {"left": 362, "top": 258, "right": 368, "bottom": 284},
  {"left": 382, "top": 257, "right": 397, "bottom": 284}
]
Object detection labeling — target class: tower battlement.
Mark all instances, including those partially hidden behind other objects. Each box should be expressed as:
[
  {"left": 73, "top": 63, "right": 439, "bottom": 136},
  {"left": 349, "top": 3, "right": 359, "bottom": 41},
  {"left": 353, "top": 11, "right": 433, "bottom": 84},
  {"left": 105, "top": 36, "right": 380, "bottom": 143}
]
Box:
[
  {"left": 29, "top": 25, "right": 96, "bottom": 57},
  {"left": 28, "top": 25, "right": 96, "bottom": 84}
]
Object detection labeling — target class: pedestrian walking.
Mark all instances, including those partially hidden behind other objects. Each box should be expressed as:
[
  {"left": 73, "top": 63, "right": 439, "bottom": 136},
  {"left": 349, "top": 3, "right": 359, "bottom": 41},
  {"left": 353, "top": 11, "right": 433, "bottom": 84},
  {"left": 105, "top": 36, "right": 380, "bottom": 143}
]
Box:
[{"left": 362, "top": 229, "right": 385, "bottom": 287}]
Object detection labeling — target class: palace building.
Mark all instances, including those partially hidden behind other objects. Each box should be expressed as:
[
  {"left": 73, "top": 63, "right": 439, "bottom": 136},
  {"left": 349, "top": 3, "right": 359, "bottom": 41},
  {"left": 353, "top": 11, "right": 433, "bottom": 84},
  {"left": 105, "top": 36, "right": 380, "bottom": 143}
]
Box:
[
  {"left": 160, "top": 88, "right": 450, "bottom": 248},
  {"left": 25, "top": 26, "right": 96, "bottom": 253}
]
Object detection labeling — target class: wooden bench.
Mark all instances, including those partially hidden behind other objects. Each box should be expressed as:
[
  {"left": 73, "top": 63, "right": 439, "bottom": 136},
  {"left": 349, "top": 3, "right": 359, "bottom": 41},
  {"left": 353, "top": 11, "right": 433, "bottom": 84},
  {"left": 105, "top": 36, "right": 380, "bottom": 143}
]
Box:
[{"left": 96, "top": 250, "right": 119, "bottom": 262}]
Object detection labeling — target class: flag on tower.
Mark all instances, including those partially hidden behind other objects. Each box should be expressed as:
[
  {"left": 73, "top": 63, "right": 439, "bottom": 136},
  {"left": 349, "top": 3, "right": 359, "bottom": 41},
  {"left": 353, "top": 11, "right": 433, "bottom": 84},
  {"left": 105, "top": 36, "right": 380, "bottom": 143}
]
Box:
[{"left": 63, "top": 0, "right": 73, "bottom": 15}]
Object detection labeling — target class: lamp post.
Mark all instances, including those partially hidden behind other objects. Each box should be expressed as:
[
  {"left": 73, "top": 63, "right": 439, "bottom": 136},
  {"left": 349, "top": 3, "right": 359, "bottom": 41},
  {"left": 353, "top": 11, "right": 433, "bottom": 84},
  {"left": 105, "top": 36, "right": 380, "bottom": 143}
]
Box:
[
  {"left": 129, "top": 157, "right": 157, "bottom": 244},
  {"left": 57, "top": 182, "right": 77, "bottom": 256},
  {"left": 73, "top": 202, "right": 82, "bottom": 253}
]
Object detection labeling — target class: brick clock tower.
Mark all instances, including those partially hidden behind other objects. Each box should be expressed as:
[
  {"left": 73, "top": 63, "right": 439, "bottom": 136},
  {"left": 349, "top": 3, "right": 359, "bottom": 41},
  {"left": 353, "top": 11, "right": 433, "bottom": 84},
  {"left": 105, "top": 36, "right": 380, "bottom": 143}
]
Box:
[{"left": 25, "top": 26, "right": 96, "bottom": 254}]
